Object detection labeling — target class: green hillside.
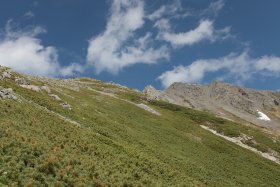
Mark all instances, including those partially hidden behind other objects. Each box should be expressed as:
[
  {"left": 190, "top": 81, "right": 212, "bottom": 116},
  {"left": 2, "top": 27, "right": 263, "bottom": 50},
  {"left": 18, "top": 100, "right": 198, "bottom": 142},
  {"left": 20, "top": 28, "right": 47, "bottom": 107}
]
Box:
[{"left": 0, "top": 68, "right": 279, "bottom": 186}]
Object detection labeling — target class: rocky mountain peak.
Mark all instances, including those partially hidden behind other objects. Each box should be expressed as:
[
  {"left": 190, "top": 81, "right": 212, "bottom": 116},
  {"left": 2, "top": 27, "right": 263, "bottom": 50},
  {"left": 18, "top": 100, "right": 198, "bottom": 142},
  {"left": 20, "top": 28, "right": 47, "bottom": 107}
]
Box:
[
  {"left": 143, "top": 85, "right": 162, "bottom": 100},
  {"left": 145, "top": 81, "right": 280, "bottom": 131}
]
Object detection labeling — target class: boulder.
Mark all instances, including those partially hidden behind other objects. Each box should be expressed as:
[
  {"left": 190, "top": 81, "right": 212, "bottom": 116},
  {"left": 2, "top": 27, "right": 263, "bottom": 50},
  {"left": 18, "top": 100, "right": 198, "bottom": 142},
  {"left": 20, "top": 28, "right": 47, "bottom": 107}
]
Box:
[
  {"left": 2, "top": 71, "right": 12, "bottom": 79},
  {"left": 239, "top": 133, "right": 253, "bottom": 142},
  {"left": 143, "top": 85, "right": 162, "bottom": 100},
  {"left": 41, "top": 86, "right": 51, "bottom": 93},
  {"left": 15, "top": 77, "right": 30, "bottom": 85},
  {"left": 60, "top": 102, "right": 72, "bottom": 110},
  {"left": 0, "top": 87, "right": 17, "bottom": 100},
  {"left": 143, "top": 85, "right": 172, "bottom": 102},
  {"left": 49, "top": 94, "right": 62, "bottom": 101},
  {"left": 19, "top": 85, "right": 41, "bottom": 92}
]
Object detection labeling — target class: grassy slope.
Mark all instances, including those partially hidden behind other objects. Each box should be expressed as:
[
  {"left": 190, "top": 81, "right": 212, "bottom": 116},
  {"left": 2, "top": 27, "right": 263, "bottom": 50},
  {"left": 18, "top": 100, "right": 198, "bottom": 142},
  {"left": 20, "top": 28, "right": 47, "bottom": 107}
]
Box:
[{"left": 0, "top": 74, "right": 279, "bottom": 186}]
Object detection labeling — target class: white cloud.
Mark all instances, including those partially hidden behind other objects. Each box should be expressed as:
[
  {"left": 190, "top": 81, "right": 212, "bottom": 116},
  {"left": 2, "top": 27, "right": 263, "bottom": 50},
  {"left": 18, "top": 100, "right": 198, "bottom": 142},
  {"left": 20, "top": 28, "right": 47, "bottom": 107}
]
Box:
[
  {"left": 149, "top": 0, "right": 230, "bottom": 48},
  {"left": 60, "top": 63, "right": 85, "bottom": 77},
  {"left": 147, "top": 0, "right": 188, "bottom": 21},
  {"left": 158, "top": 51, "right": 280, "bottom": 88},
  {"left": 158, "top": 19, "right": 230, "bottom": 47},
  {"left": 209, "top": 0, "right": 225, "bottom": 13},
  {"left": 202, "top": 0, "right": 225, "bottom": 17},
  {"left": 87, "top": 0, "right": 169, "bottom": 74},
  {"left": 154, "top": 18, "right": 171, "bottom": 31},
  {"left": 0, "top": 21, "right": 83, "bottom": 77},
  {"left": 147, "top": 4, "right": 167, "bottom": 21},
  {"left": 24, "top": 11, "right": 35, "bottom": 19},
  {"left": 162, "top": 20, "right": 214, "bottom": 46}
]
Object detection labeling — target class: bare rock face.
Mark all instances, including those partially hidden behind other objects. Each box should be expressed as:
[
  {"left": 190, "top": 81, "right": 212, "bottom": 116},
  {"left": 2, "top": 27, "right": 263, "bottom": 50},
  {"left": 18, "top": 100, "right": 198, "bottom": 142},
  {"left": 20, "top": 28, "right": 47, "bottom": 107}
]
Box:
[
  {"left": 136, "top": 103, "right": 161, "bottom": 116},
  {"left": 143, "top": 85, "right": 172, "bottom": 102},
  {"left": 61, "top": 102, "right": 72, "bottom": 110},
  {"left": 144, "top": 81, "right": 280, "bottom": 131},
  {"left": 16, "top": 77, "right": 51, "bottom": 93},
  {"left": 143, "top": 85, "right": 162, "bottom": 100},
  {"left": 238, "top": 133, "right": 253, "bottom": 142},
  {"left": 0, "top": 87, "right": 17, "bottom": 100},
  {"left": 15, "top": 77, "right": 30, "bottom": 85},
  {"left": 19, "top": 85, "right": 41, "bottom": 92},
  {"left": 49, "top": 94, "right": 62, "bottom": 101},
  {"left": 1, "top": 71, "right": 12, "bottom": 79},
  {"left": 41, "top": 86, "right": 51, "bottom": 93}
]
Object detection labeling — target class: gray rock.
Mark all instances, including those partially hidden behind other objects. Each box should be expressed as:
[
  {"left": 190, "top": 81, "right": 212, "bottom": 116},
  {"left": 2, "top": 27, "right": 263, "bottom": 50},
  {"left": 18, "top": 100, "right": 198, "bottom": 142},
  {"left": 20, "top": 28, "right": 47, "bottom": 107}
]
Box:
[
  {"left": 268, "top": 149, "right": 279, "bottom": 157},
  {"left": 143, "top": 85, "right": 161, "bottom": 100},
  {"left": 15, "top": 77, "right": 30, "bottom": 85},
  {"left": 239, "top": 133, "right": 253, "bottom": 142},
  {"left": 2, "top": 71, "right": 12, "bottom": 79},
  {"left": 144, "top": 81, "right": 280, "bottom": 131},
  {"left": 49, "top": 94, "right": 62, "bottom": 101},
  {"left": 41, "top": 86, "right": 51, "bottom": 93},
  {"left": 19, "top": 85, "right": 41, "bottom": 92},
  {"left": 0, "top": 87, "right": 17, "bottom": 100},
  {"left": 143, "top": 85, "right": 171, "bottom": 101},
  {"left": 136, "top": 103, "right": 161, "bottom": 116},
  {"left": 60, "top": 102, "right": 72, "bottom": 110}
]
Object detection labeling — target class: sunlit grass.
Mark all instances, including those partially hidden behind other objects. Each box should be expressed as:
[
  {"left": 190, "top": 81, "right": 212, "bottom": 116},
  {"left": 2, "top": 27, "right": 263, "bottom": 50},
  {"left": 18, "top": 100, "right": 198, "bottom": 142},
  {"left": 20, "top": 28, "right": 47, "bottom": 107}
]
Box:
[{"left": 0, "top": 75, "right": 279, "bottom": 186}]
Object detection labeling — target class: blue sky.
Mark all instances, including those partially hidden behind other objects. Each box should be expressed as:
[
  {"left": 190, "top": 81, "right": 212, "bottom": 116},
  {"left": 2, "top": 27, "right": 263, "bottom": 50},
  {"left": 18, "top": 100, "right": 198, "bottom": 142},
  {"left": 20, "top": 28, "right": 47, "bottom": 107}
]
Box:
[{"left": 0, "top": 0, "right": 280, "bottom": 91}]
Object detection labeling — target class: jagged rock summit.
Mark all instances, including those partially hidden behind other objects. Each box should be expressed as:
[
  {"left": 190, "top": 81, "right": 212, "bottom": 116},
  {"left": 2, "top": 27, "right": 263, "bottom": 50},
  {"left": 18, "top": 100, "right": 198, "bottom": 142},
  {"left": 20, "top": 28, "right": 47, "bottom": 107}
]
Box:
[{"left": 144, "top": 81, "right": 280, "bottom": 131}]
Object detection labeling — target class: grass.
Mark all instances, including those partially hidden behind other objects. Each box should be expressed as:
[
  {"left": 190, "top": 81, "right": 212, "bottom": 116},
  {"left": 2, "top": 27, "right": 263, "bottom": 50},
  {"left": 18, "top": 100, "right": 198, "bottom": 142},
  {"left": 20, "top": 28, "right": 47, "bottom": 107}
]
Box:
[
  {"left": 0, "top": 73, "right": 279, "bottom": 186},
  {"left": 150, "top": 100, "right": 280, "bottom": 154}
]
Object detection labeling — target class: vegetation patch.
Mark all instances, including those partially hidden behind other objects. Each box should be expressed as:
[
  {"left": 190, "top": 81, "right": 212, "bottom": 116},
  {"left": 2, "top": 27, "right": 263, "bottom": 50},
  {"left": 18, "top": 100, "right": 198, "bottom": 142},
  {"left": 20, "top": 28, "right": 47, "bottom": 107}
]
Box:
[{"left": 0, "top": 74, "right": 279, "bottom": 186}]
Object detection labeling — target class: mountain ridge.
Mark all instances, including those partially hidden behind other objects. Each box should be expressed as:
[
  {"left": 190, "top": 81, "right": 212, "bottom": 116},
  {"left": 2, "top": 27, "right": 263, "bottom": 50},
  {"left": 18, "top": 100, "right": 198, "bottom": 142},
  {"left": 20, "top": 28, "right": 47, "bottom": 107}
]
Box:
[
  {"left": 144, "top": 81, "right": 280, "bottom": 133},
  {"left": 0, "top": 66, "right": 279, "bottom": 186}
]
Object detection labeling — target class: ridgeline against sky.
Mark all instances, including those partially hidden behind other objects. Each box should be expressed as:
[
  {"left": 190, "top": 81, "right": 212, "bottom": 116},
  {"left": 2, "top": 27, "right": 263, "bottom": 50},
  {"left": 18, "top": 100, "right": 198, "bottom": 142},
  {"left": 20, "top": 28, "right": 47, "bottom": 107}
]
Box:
[{"left": 0, "top": 0, "right": 280, "bottom": 90}]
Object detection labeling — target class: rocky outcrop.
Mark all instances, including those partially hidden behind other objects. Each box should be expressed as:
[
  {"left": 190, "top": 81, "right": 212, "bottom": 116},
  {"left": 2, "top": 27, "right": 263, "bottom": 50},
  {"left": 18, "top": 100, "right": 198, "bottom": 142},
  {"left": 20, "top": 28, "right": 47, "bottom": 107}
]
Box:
[
  {"left": 143, "top": 85, "right": 162, "bottom": 100},
  {"left": 15, "top": 77, "right": 51, "bottom": 94},
  {"left": 61, "top": 102, "right": 72, "bottom": 110},
  {"left": 0, "top": 68, "right": 14, "bottom": 80},
  {"left": 41, "top": 86, "right": 51, "bottom": 93},
  {"left": 49, "top": 94, "right": 62, "bottom": 101},
  {"left": 144, "top": 81, "right": 280, "bottom": 131},
  {"left": 143, "top": 85, "right": 172, "bottom": 102},
  {"left": 136, "top": 103, "right": 161, "bottom": 116},
  {"left": 19, "top": 85, "right": 41, "bottom": 92},
  {"left": 1, "top": 71, "right": 12, "bottom": 79},
  {"left": 0, "top": 87, "right": 17, "bottom": 100},
  {"left": 15, "top": 78, "right": 71, "bottom": 109},
  {"left": 15, "top": 77, "right": 30, "bottom": 85}
]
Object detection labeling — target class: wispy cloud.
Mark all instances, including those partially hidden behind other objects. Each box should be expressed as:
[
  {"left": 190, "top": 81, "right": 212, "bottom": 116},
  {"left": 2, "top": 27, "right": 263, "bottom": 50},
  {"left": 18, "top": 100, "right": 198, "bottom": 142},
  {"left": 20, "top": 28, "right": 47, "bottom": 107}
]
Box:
[
  {"left": 147, "top": 0, "right": 189, "bottom": 21},
  {"left": 86, "top": 0, "right": 231, "bottom": 74},
  {"left": 23, "top": 11, "right": 35, "bottom": 19},
  {"left": 158, "top": 51, "right": 280, "bottom": 88},
  {"left": 87, "top": 0, "right": 169, "bottom": 74},
  {"left": 149, "top": 0, "right": 230, "bottom": 48},
  {"left": 158, "top": 19, "right": 230, "bottom": 47},
  {"left": 202, "top": 0, "right": 225, "bottom": 17},
  {"left": 0, "top": 20, "right": 83, "bottom": 77},
  {"left": 32, "top": 1, "right": 39, "bottom": 7}
]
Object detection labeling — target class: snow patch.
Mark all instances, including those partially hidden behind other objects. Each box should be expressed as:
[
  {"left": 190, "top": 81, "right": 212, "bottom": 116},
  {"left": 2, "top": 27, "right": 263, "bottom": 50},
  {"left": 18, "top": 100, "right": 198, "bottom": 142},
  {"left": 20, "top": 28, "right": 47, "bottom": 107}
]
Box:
[{"left": 256, "top": 110, "right": 271, "bottom": 121}]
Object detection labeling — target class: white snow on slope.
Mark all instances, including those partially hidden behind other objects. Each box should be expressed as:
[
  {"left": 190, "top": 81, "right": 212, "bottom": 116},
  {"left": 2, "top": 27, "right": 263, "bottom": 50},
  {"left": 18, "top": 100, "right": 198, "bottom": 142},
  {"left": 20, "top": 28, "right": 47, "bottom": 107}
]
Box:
[{"left": 257, "top": 110, "right": 271, "bottom": 121}]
